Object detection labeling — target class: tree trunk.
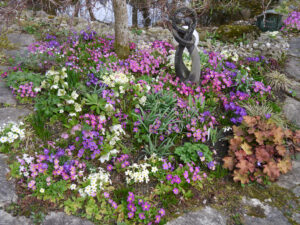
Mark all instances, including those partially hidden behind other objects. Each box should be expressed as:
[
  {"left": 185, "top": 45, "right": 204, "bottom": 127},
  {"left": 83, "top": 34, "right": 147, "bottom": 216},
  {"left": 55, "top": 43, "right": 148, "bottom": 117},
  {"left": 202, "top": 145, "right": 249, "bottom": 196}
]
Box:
[
  {"left": 112, "top": 0, "right": 130, "bottom": 59},
  {"left": 86, "top": 0, "right": 96, "bottom": 21},
  {"left": 132, "top": 5, "right": 138, "bottom": 27},
  {"left": 141, "top": 7, "right": 151, "bottom": 28}
]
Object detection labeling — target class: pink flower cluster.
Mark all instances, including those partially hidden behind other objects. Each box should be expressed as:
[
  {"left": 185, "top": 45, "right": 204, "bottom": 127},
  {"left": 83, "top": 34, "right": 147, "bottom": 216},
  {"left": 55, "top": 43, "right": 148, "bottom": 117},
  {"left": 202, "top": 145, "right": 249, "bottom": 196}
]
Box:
[
  {"left": 281, "top": 11, "right": 300, "bottom": 32},
  {"left": 12, "top": 82, "right": 38, "bottom": 98}
]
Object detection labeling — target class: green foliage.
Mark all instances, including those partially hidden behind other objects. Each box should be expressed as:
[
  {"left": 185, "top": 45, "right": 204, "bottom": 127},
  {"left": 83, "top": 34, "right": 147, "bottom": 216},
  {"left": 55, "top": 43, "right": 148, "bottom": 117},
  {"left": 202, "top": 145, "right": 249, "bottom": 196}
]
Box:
[
  {"left": 223, "top": 116, "right": 299, "bottom": 184},
  {"left": 9, "top": 161, "right": 21, "bottom": 179},
  {"left": 174, "top": 142, "right": 212, "bottom": 164},
  {"left": 132, "top": 90, "right": 181, "bottom": 156},
  {"left": 84, "top": 93, "right": 106, "bottom": 114},
  {"left": 11, "top": 52, "right": 58, "bottom": 72},
  {"left": 5, "top": 71, "right": 42, "bottom": 89},
  {"left": 30, "top": 211, "right": 45, "bottom": 225},
  {"left": 29, "top": 113, "right": 51, "bottom": 140},
  {"left": 66, "top": 69, "right": 81, "bottom": 88}
]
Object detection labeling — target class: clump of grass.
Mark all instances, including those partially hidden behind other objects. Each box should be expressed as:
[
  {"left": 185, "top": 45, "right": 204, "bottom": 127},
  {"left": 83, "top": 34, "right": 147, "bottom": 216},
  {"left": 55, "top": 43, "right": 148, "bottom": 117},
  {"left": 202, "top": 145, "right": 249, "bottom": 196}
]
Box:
[
  {"left": 241, "top": 101, "right": 286, "bottom": 128},
  {"left": 265, "top": 70, "right": 293, "bottom": 92}
]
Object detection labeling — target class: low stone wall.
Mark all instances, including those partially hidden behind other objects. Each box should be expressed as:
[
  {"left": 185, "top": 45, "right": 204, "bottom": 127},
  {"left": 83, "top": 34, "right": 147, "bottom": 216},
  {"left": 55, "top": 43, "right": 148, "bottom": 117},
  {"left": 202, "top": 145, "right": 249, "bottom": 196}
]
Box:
[{"left": 8, "top": 10, "right": 290, "bottom": 61}]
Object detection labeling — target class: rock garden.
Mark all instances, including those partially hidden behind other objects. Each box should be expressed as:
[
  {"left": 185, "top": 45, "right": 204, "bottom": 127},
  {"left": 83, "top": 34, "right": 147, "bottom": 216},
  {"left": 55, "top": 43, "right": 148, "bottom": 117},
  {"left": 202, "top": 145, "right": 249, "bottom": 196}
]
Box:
[{"left": 0, "top": 0, "right": 299, "bottom": 224}]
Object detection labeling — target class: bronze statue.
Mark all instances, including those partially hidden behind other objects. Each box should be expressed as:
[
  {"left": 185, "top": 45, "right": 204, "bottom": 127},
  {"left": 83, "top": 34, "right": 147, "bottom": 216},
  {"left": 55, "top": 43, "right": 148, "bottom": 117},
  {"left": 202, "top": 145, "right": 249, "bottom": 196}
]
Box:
[{"left": 171, "top": 7, "right": 201, "bottom": 83}]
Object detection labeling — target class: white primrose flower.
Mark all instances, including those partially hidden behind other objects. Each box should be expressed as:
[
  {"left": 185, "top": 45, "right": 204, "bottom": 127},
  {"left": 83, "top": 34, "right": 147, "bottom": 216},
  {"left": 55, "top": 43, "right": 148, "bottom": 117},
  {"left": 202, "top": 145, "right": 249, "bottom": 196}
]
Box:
[
  {"left": 69, "top": 112, "right": 76, "bottom": 117},
  {"left": 54, "top": 75, "right": 60, "bottom": 83},
  {"left": 59, "top": 109, "right": 64, "bottom": 113},
  {"left": 40, "top": 188, "right": 45, "bottom": 193},
  {"left": 0, "top": 136, "right": 8, "bottom": 143},
  {"left": 70, "top": 184, "right": 77, "bottom": 190},
  {"left": 57, "top": 89, "right": 66, "bottom": 96},
  {"left": 74, "top": 103, "right": 82, "bottom": 112},
  {"left": 139, "top": 96, "right": 147, "bottom": 106},
  {"left": 66, "top": 99, "right": 75, "bottom": 104},
  {"left": 105, "top": 103, "right": 114, "bottom": 112},
  {"left": 71, "top": 91, "right": 79, "bottom": 100},
  {"left": 34, "top": 87, "right": 41, "bottom": 92},
  {"left": 51, "top": 84, "right": 58, "bottom": 89}
]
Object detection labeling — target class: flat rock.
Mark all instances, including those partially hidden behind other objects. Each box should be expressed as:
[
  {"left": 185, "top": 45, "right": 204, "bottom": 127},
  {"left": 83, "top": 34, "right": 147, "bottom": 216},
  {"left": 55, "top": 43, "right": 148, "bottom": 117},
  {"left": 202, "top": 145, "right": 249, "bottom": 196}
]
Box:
[
  {"left": 283, "top": 97, "right": 300, "bottom": 127},
  {"left": 0, "top": 80, "right": 16, "bottom": 105},
  {"left": 276, "top": 160, "right": 300, "bottom": 197},
  {"left": 4, "top": 47, "right": 29, "bottom": 58},
  {"left": 243, "top": 198, "right": 290, "bottom": 225},
  {"left": 42, "top": 212, "right": 93, "bottom": 225},
  {"left": 285, "top": 56, "right": 300, "bottom": 82},
  {"left": 0, "top": 107, "right": 31, "bottom": 128},
  {"left": 287, "top": 37, "right": 300, "bottom": 58},
  {"left": 0, "top": 154, "right": 17, "bottom": 207},
  {"left": 166, "top": 207, "right": 227, "bottom": 225},
  {"left": 6, "top": 33, "right": 35, "bottom": 47},
  {"left": 0, "top": 210, "right": 32, "bottom": 225},
  {"left": 0, "top": 66, "right": 8, "bottom": 72}
]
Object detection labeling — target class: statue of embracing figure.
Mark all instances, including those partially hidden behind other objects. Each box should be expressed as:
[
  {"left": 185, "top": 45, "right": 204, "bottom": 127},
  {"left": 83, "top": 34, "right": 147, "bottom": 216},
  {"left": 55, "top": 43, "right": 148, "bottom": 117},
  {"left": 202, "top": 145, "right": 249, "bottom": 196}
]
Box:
[{"left": 171, "top": 7, "right": 201, "bottom": 83}]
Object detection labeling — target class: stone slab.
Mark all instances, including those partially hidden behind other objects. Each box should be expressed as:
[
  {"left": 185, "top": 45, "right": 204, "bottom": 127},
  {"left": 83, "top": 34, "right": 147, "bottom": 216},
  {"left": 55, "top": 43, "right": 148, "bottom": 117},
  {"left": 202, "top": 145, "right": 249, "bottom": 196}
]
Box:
[
  {"left": 283, "top": 97, "right": 300, "bottom": 127},
  {"left": 6, "top": 33, "right": 35, "bottom": 47},
  {"left": 276, "top": 160, "right": 300, "bottom": 197},
  {"left": 0, "top": 80, "right": 16, "bottom": 105},
  {"left": 0, "top": 210, "right": 32, "bottom": 225},
  {"left": 287, "top": 37, "right": 300, "bottom": 58},
  {"left": 285, "top": 56, "right": 300, "bottom": 82},
  {"left": 42, "top": 212, "right": 94, "bottom": 225},
  {"left": 0, "top": 154, "right": 17, "bottom": 207},
  {"left": 243, "top": 198, "right": 290, "bottom": 225},
  {"left": 0, "top": 107, "right": 31, "bottom": 128},
  {"left": 166, "top": 207, "right": 227, "bottom": 225}
]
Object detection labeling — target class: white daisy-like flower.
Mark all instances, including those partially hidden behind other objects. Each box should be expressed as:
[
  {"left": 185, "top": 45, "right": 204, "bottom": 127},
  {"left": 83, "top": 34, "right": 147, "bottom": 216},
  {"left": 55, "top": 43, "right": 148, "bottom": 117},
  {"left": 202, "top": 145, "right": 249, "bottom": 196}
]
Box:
[
  {"left": 0, "top": 136, "right": 8, "bottom": 143},
  {"left": 51, "top": 84, "right": 58, "bottom": 89},
  {"left": 57, "top": 89, "right": 66, "bottom": 96},
  {"left": 40, "top": 188, "right": 45, "bottom": 193},
  {"left": 71, "top": 91, "right": 79, "bottom": 100},
  {"left": 70, "top": 184, "right": 77, "bottom": 190}
]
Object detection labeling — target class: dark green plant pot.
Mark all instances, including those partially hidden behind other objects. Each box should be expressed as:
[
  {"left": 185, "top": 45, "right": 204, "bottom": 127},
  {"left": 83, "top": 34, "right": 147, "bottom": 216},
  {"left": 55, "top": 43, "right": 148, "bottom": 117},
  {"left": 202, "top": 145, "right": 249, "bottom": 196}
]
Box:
[{"left": 256, "top": 12, "right": 283, "bottom": 32}]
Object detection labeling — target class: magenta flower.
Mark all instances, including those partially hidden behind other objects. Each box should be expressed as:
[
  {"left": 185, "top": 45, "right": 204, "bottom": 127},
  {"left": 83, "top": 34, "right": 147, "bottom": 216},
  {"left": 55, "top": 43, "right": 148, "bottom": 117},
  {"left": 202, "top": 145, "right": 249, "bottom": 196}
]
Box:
[
  {"left": 107, "top": 164, "right": 113, "bottom": 171},
  {"left": 128, "top": 211, "right": 134, "bottom": 219},
  {"left": 139, "top": 213, "right": 145, "bottom": 220},
  {"left": 142, "top": 201, "right": 151, "bottom": 211},
  {"left": 138, "top": 199, "right": 143, "bottom": 205},
  {"left": 159, "top": 208, "right": 165, "bottom": 216},
  {"left": 166, "top": 174, "right": 172, "bottom": 181},
  {"left": 104, "top": 192, "right": 110, "bottom": 198},
  {"left": 155, "top": 215, "right": 161, "bottom": 223},
  {"left": 173, "top": 188, "right": 179, "bottom": 195}
]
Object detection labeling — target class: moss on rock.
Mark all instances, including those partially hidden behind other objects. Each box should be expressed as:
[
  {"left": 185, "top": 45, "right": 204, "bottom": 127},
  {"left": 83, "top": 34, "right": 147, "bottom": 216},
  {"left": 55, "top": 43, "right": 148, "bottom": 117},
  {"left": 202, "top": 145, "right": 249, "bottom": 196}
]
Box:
[{"left": 216, "top": 25, "right": 261, "bottom": 42}]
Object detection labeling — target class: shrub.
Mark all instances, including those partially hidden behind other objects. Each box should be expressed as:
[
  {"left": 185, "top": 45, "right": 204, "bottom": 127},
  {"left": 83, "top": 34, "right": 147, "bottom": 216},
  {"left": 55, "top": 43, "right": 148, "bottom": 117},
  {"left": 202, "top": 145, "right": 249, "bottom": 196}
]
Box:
[{"left": 223, "top": 116, "right": 300, "bottom": 184}]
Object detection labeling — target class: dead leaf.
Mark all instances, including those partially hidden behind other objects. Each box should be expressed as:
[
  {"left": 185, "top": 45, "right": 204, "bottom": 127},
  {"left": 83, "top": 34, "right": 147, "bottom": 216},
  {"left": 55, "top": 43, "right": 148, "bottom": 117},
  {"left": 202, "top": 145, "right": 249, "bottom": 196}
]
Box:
[
  {"left": 277, "top": 159, "right": 292, "bottom": 174},
  {"left": 241, "top": 142, "right": 253, "bottom": 155},
  {"left": 255, "top": 146, "right": 270, "bottom": 162},
  {"left": 233, "top": 170, "right": 249, "bottom": 184},
  {"left": 223, "top": 157, "right": 235, "bottom": 170},
  {"left": 276, "top": 145, "right": 286, "bottom": 156},
  {"left": 263, "top": 161, "right": 280, "bottom": 181}
]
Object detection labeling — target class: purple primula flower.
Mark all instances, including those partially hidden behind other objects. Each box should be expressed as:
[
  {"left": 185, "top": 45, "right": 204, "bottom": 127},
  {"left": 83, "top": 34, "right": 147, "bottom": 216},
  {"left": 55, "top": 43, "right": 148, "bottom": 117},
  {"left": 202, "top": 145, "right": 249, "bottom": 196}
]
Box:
[
  {"left": 139, "top": 213, "right": 145, "bottom": 220},
  {"left": 142, "top": 201, "right": 151, "bottom": 211},
  {"left": 155, "top": 215, "right": 161, "bottom": 223},
  {"left": 159, "top": 208, "right": 165, "bottom": 216},
  {"left": 173, "top": 188, "right": 179, "bottom": 195},
  {"left": 128, "top": 211, "right": 134, "bottom": 219},
  {"left": 166, "top": 174, "right": 172, "bottom": 180},
  {"left": 265, "top": 113, "right": 271, "bottom": 119}
]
